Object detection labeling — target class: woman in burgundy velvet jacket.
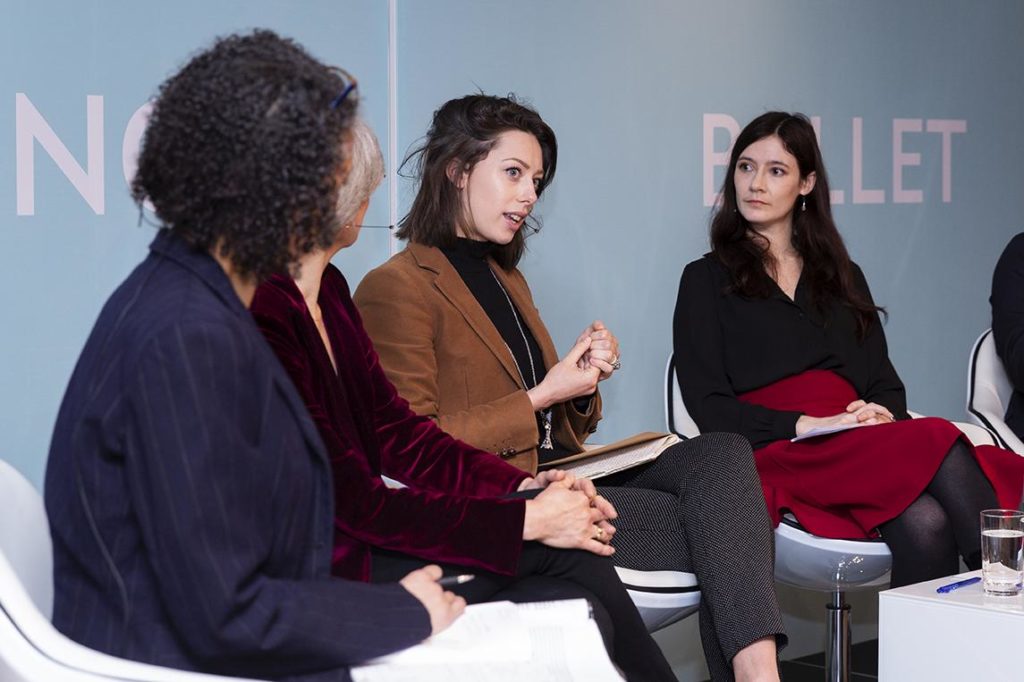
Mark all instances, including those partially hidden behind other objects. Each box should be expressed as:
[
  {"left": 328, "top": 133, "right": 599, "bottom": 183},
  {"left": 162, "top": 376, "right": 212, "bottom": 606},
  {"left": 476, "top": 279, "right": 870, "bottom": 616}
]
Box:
[{"left": 250, "top": 118, "right": 675, "bottom": 682}]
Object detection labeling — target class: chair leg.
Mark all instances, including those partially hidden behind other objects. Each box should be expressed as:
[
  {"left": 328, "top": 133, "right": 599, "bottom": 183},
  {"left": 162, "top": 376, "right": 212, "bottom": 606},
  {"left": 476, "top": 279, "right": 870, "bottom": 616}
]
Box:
[{"left": 824, "top": 590, "right": 851, "bottom": 682}]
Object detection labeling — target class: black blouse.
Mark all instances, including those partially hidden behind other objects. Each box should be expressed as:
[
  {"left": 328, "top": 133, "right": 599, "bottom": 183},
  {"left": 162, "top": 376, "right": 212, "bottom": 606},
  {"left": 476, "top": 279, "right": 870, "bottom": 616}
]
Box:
[
  {"left": 441, "top": 238, "right": 576, "bottom": 462},
  {"left": 673, "top": 255, "right": 907, "bottom": 449}
]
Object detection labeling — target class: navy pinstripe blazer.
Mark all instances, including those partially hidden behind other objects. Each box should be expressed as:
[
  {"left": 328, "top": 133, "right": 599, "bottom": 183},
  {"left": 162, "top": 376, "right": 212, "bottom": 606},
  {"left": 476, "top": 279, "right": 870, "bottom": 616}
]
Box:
[{"left": 44, "top": 231, "right": 429, "bottom": 681}]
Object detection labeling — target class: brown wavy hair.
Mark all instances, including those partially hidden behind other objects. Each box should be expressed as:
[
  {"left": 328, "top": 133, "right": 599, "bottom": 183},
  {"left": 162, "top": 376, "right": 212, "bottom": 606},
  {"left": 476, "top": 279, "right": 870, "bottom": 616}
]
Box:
[
  {"left": 710, "top": 111, "right": 882, "bottom": 338},
  {"left": 396, "top": 94, "right": 557, "bottom": 270}
]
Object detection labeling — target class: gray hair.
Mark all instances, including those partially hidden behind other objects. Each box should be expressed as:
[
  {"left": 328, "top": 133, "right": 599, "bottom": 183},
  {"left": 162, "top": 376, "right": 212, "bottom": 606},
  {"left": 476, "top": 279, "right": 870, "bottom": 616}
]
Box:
[{"left": 337, "top": 117, "right": 385, "bottom": 226}]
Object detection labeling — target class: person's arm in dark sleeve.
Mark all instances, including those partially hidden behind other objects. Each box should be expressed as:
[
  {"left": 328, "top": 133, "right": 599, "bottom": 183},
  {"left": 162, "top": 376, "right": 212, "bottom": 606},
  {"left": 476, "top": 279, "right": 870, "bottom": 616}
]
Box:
[
  {"left": 123, "top": 321, "right": 430, "bottom": 676},
  {"left": 850, "top": 264, "right": 909, "bottom": 419},
  {"left": 672, "top": 260, "right": 801, "bottom": 448},
  {"left": 991, "top": 233, "right": 1024, "bottom": 390}
]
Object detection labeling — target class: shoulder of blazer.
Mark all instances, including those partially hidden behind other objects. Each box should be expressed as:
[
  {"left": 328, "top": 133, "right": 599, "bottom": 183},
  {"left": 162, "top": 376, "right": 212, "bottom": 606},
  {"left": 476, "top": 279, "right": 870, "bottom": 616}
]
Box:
[{"left": 405, "top": 242, "right": 450, "bottom": 274}]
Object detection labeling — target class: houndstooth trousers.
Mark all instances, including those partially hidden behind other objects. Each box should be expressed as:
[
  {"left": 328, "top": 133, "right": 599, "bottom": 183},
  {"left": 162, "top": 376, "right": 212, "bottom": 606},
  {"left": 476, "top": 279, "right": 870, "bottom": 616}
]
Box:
[{"left": 597, "top": 432, "right": 786, "bottom": 681}]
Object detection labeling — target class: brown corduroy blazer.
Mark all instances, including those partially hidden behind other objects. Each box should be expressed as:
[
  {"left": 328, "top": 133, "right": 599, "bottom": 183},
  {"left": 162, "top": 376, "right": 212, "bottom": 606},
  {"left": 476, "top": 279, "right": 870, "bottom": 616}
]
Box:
[{"left": 353, "top": 242, "right": 602, "bottom": 474}]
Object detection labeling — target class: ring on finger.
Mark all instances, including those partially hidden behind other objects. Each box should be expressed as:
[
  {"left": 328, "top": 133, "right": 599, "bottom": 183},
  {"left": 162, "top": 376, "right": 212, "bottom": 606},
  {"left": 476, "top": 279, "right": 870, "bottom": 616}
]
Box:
[
  {"left": 611, "top": 357, "right": 622, "bottom": 370},
  {"left": 594, "top": 525, "right": 605, "bottom": 541}
]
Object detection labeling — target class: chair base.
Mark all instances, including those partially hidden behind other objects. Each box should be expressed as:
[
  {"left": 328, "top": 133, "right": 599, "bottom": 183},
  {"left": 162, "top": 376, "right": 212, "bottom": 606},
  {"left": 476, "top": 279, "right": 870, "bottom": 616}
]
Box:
[{"left": 825, "top": 590, "right": 851, "bottom": 682}]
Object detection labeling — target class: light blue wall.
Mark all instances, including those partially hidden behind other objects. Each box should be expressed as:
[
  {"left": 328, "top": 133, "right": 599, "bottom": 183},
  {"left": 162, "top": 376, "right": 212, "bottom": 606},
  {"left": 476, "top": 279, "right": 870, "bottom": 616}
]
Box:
[
  {"left": 3, "top": 0, "right": 1023, "bottom": 489},
  {"left": 1, "top": 0, "right": 390, "bottom": 486},
  {"left": 396, "top": 0, "right": 1024, "bottom": 447}
]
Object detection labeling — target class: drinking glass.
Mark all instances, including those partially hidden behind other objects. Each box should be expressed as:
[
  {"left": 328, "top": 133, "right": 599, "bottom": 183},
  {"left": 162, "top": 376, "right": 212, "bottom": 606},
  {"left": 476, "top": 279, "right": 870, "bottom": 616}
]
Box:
[{"left": 980, "top": 509, "right": 1024, "bottom": 596}]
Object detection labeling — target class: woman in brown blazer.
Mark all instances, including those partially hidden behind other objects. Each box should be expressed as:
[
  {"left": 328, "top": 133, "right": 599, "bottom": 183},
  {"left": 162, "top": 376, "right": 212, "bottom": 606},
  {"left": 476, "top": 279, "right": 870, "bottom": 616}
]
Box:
[
  {"left": 355, "top": 94, "right": 785, "bottom": 682},
  {"left": 354, "top": 239, "right": 602, "bottom": 473}
]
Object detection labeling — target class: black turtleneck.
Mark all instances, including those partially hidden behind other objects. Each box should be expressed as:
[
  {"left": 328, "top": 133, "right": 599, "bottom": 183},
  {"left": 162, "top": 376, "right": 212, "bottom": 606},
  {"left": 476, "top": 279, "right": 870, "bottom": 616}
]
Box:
[{"left": 440, "top": 238, "right": 573, "bottom": 462}]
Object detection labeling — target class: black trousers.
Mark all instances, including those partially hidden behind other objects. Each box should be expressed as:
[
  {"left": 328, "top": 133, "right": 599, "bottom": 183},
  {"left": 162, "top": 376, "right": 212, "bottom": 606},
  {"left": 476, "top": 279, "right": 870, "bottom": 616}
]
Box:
[
  {"left": 600, "top": 433, "right": 786, "bottom": 682},
  {"left": 370, "top": 514, "right": 675, "bottom": 682}
]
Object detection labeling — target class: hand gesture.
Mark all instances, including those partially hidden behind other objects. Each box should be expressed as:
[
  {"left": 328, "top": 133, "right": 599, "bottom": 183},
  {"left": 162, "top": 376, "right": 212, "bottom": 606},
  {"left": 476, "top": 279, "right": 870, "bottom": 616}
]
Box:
[
  {"left": 575, "top": 320, "right": 620, "bottom": 381},
  {"left": 528, "top": 336, "right": 601, "bottom": 411}
]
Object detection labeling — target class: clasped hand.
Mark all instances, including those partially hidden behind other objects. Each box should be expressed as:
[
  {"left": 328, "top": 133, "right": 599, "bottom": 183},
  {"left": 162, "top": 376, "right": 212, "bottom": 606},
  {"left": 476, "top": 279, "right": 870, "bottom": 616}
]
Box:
[
  {"left": 520, "top": 469, "right": 617, "bottom": 557},
  {"left": 527, "top": 320, "right": 620, "bottom": 411},
  {"left": 574, "top": 320, "right": 620, "bottom": 381},
  {"left": 794, "top": 398, "right": 895, "bottom": 436}
]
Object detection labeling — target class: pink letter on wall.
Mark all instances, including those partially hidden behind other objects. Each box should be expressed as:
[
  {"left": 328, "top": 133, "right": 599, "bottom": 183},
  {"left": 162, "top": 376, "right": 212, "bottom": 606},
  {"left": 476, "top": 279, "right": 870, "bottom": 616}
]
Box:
[
  {"left": 703, "top": 114, "right": 739, "bottom": 207},
  {"left": 16, "top": 93, "right": 105, "bottom": 216},
  {"left": 852, "top": 117, "right": 885, "bottom": 204},
  {"left": 926, "top": 119, "right": 967, "bottom": 203},
  {"left": 810, "top": 116, "right": 844, "bottom": 205},
  {"left": 893, "top": 118, "right": 924, "bottom": 204}
]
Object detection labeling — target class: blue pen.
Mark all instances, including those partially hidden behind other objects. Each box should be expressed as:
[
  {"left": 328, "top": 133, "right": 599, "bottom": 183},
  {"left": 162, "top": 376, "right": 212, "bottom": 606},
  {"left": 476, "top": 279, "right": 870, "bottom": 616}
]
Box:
[{"left": 935, "top": 576, "right": 981, "bottom": 593}]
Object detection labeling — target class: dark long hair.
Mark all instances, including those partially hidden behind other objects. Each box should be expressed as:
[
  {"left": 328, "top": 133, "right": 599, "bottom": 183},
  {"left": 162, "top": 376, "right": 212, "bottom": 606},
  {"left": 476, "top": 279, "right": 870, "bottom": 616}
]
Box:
[
  {"left": 710, "top": 111, "right": 882, "bottom": 338},
  {"left": 396, "top": 94, "right": 557, "bottom": 270}
]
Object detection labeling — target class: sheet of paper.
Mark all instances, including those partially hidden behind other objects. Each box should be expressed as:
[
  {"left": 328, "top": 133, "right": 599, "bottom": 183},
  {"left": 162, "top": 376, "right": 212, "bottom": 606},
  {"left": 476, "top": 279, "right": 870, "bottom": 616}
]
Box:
[
  {"left": 351, "top": 599, "right": 623, "bottom": 682},
  {"left": 790, "top": 421, "right": 868, "bottom": 442},
  {"left": 355, "top": 601, "right": 529, "bottom": 667}
]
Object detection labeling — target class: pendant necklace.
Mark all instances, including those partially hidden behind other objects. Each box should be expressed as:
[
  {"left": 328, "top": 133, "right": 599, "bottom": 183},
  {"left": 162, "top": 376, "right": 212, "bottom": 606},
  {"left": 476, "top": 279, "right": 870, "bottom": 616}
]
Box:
[{"left": 489, "top": 268, "right": 554, "bottom": 450}]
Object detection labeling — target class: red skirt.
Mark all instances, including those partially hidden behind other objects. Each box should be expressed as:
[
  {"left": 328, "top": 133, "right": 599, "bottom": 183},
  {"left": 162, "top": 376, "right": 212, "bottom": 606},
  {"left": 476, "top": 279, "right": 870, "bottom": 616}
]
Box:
[{"left": 739, "top": 370, "right": 1024, "bottom": 539}]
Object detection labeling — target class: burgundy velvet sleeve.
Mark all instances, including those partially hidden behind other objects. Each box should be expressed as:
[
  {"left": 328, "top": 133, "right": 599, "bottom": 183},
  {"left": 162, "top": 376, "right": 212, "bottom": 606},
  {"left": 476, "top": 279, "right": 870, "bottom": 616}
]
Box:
[
  {"left": 251, "top": 278, "right": 526, "bottom": 578},
  {"left": 331, "top": 273, "right": 530, "bottom": 498}
]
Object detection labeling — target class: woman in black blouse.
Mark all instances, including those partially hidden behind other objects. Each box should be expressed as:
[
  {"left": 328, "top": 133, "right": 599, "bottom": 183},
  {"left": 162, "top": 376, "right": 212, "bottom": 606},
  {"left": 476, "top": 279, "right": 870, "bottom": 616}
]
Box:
[{"left": 674, "top": 111, "right": 1024, "bottom": 587}]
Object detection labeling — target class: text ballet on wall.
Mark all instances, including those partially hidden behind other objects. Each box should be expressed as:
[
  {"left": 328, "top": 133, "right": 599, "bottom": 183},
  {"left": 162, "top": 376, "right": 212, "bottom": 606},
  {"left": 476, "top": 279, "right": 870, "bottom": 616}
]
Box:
[{"left": 703, "top": 113, "right": 967, "bottom": 208}]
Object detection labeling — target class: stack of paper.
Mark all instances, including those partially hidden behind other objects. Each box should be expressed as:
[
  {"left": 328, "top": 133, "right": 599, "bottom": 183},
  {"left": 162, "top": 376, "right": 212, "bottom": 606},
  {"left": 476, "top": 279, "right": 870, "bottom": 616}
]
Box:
[{"left": 543, "top": 432, "right": 681, "bottom": 479}]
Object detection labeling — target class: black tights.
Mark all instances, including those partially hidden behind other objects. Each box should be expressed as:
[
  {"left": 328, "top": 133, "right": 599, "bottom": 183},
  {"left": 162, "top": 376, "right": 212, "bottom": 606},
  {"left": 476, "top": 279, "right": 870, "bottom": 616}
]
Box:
[{"left": 879, "top": 438, "right": 998, "bottom": 587}]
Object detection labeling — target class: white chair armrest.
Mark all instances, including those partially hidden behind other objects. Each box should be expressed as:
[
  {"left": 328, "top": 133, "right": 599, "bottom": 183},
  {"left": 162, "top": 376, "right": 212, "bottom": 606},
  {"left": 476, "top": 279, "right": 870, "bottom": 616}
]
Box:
[
  {"left": 950, "top": 421, "right": 998, "bottom": 447},
  {"left": 908, "top": 411, "right": 998, "bottom": 447}
]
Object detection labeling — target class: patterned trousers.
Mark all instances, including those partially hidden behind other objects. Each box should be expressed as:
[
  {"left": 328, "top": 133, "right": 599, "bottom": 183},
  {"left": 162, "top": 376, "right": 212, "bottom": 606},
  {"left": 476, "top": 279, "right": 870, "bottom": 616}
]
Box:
[{"left": 598, "top": 432, "right": 786, "bottom": 682}]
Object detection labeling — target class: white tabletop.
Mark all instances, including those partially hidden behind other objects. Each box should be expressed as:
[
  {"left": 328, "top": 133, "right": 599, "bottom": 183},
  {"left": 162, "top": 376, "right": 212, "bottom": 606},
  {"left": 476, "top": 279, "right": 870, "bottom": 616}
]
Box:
[{"left": 881, "top": 569, "right": 1024, "bottom": 616}]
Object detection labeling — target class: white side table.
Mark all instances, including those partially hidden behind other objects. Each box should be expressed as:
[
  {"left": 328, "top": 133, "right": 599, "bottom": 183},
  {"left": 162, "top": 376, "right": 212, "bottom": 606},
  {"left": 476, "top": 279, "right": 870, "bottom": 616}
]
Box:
[{"left": 879, "top": 570, "right": 1024, "bottom": 681}]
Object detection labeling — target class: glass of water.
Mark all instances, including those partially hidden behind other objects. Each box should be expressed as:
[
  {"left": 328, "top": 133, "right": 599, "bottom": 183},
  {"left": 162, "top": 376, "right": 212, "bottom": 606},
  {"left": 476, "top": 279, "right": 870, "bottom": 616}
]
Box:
[{"left": 980, "top": 509, "right": 1024, "bottom": 596}]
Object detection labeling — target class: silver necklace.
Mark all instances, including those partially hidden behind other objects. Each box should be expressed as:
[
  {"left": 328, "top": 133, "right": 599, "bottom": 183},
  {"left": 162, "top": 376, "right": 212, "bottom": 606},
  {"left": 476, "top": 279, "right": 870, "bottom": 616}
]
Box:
[{"left": 489, "top": 268, "right": 554, "bottom": 449}]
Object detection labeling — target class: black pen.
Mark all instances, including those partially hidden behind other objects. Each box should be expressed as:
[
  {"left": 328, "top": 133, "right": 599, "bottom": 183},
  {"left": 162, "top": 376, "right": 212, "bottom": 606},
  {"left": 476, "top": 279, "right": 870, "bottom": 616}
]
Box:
[{"left": 438, "top": 574, "right": 475, "bottom": 587}]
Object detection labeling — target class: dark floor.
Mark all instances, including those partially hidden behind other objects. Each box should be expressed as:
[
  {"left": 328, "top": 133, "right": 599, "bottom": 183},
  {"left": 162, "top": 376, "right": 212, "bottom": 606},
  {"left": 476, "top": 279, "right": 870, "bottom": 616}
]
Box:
[
  {"left": 777, "top": 639, "right": 878, "bottom": 682},
  {"left": 700, "top": 639, "right": 878, "bottom": 682}
]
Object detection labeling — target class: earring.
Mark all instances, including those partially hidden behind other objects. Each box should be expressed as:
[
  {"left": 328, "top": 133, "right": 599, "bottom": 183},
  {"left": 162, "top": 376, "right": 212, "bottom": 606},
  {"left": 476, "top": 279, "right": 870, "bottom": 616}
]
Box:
[
  {"left": 343, "top": 223, "right": 353, "bottom": 229},
  {"left": 800, "top": 196, "right": 807, "bottom": 212}
]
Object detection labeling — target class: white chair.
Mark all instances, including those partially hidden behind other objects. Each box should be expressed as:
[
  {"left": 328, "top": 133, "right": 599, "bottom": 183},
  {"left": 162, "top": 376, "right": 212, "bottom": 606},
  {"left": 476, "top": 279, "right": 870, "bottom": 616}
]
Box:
[
  {"left": 0, "top": 457, "right": 265, "bottom": 682},
  {"left": 614, "top": 566, "right": 699, "bottom": 632},
  {"left": 665, "top": 355, "right": 891, "bottom": 682},
  {"left": 967, "top": 329, "right": 1024, "bottom": 454}
]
